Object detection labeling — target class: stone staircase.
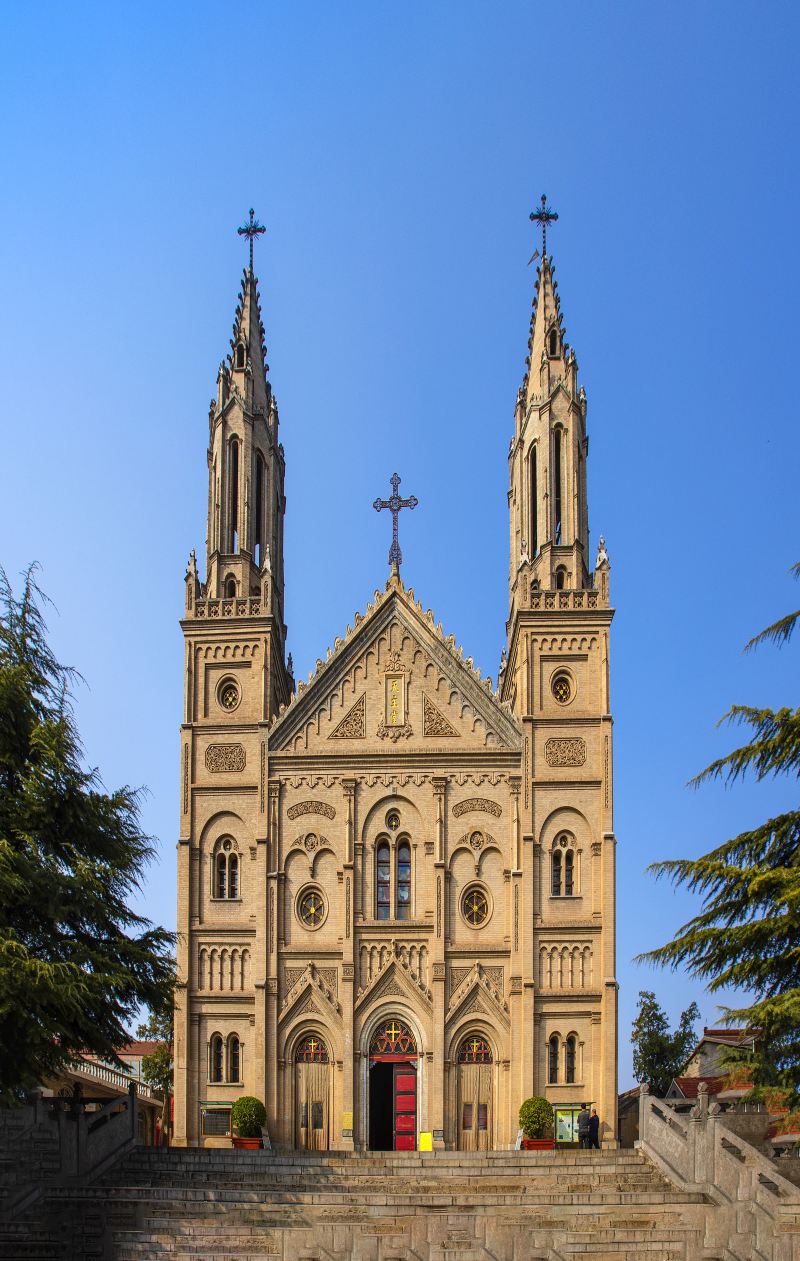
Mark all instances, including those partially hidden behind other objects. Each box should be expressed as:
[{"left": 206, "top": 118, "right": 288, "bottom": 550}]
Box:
[{"left": 5, "top": 1147, "right": 712, "bottom": 1260}]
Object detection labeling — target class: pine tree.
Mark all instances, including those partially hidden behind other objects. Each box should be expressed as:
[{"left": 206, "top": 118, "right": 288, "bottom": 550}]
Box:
[
  {"left": 640, "top": 563, "right": 800, "bottom": 1096},
  {"left": 0, "top": 566, "right": 174, "bottom": 1101},
  {"left": 137, "top": 985, "right": 174, "bottom": 1142},
  {"left": 630, "top": 990, "right": 700, "bottom": 1097}
]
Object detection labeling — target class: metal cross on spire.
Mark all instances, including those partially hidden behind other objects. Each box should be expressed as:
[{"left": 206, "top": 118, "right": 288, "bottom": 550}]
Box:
[
  {"left": 373, "top": 473, "right": 418, "bottom": 572},
  {"left": 237, "top": 207, "right": 266, "bottom": 272},
  {"left": 529, "top": 193, "right": 559, "bottom": 258}
]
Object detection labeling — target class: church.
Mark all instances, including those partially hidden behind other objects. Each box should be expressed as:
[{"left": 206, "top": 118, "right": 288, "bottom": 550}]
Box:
[{"left": 173, "top": 202, "right": 618, "bottom": 1151}]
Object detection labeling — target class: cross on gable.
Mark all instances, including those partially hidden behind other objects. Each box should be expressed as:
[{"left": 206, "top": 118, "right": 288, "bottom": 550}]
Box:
[
  {"left": 237, "top": 207, "right": 267, "bottom": 272},
  {"left": 373, "top": 472, "right": 418, "bottom": 572},
  {"left": 529, "top": 193, "right": 559, "bottom": 258}
]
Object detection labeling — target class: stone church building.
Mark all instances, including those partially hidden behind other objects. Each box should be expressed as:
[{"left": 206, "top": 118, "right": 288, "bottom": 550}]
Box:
[{"left": 173, "top": 215, "right": 618, "bottom": 1151}]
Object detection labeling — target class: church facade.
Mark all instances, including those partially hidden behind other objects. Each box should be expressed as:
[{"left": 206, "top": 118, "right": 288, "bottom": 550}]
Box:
[{"left": 173, "top": 216, "right": 618, "bottom": 1150}]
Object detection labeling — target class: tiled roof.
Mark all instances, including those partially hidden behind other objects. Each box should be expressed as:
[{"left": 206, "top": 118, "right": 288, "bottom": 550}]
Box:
[{"left": 671, "top": 1076, "right": 725, "bottom": 1098}]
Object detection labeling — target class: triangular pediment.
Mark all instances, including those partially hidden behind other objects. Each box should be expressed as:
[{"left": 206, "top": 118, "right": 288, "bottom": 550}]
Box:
[
  {"left": 279, "top": 963, "right": 341, "bottom": 1026},
  {"left": 354, "top": 955, "right": 432, "bottom": 1014},
  {"left": 446, "top": 963, "right": 509, "bottom": 1029},
  {"left": 268, "top": 578, "right": 521, "bottom": 754}
]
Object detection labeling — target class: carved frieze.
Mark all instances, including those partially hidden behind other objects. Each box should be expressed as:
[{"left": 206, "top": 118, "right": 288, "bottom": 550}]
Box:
[
  {"left": 205, "top": 743, "right": 246, "bottom": 773},
  {"left": 452, "top": 798, "right": 502, "bottom": 819},
  {"left": 287, "top": 800, "right": 336, "bottom": 821},
  {"left": 545, "top": 737, "right": 586, "bottom": 767},
  {"left": 422, "top": 693, "right": 458, "bottom": 738},
  {"left": 329, "top": 693, "right": 366, "bottom": 739}
]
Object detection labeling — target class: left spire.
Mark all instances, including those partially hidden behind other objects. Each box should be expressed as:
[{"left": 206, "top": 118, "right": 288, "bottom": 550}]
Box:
[{"left": 237, "top": 207, "right": 267, "bottom": 273}]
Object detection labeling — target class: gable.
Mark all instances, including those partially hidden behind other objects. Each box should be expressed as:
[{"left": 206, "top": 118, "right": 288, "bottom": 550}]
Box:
[{"left": 269, "top": 583, "right": 521, "bottom": 755}]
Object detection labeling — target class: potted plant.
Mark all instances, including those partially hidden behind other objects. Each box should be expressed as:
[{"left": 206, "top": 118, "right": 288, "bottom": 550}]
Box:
[
  {"left": 519, "top": 1096, "right": 555, "bottom": 1150},
  {"left": 231, "top": 1095, "right": 266, "bottom": 1149}
]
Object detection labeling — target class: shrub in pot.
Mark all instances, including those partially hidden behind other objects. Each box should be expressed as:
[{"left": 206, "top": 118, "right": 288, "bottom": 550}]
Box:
[
  {"left": 519, "top": 1096, "right": 554, "bottom": 1150},
  {"left": 231, "top": 1095, "right": 266, "bottom": 1148}
]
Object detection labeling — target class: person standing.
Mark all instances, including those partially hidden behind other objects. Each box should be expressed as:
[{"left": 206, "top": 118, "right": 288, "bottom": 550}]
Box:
[
  {"left": 577, "top": 1103, "right": 591, "bottom": 1149},
  {"left": 589, "top": 1108, "right": 600, "bottom": 1149}
]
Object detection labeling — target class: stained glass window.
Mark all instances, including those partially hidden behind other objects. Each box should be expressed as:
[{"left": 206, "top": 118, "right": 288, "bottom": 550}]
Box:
[
  {"left": 376, "top": 843, "right": 390, "bottom": 920},
  {"left": 552, "top": 673, "right": 571, "bottom": 704},
  {"left": 296, "top": 1035, "right": 329, "bottom": 1063},
  {"left": 458, "top": 1036, "right": 493, "bottom": 1063},
  {"left": 298, "top": 888, "right": 325, "bottom": 928},
  {"left": 396, "top": 842, "right": 411, "bottom": 919},
  {"left": 462, "top": 886, "right": 489, "bottom": 927},
  {"left": 370, "top": 1019, "right": 416, "bottom": 1056}
]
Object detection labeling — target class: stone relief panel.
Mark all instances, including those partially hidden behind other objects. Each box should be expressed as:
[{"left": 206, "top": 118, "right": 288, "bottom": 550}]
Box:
[
  {"left": 422, "top": 693, "right": 458, "bottom": 738},
  {"left": 544, "top": 737, "right": 587, "bottom": 768},
  {"left": 329, "top": 693, "right": 366, "bottom": 739},
  {"left": 452, "top": 797, "right": 502, "bottom": 818},
  {"left": 287, "top": 800, "right": 336, "bottom": 821},
  {"left": 205, "top": 743, "right": 246, "bottom": 773}
]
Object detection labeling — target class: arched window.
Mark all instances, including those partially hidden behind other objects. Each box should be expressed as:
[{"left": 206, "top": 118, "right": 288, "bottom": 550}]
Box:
[
  {"left": 228, "top": 852, "right": 239, "bottom": 899},
  {"left": 396, "top": 841, "right": 411, "bottom": 919},
  {"left": 555, "top": 566, "right": 566, "bottom": 591},
  {"left": 565, "top": 1034, "right": 577, "bottom": 1084},
  {"left": 370, "top": 1019, "right": 416, "bottom": 1056},
  {"left": 216, "top": 851, "right": 227, "bottom": 899},
  {"left": 296, "top": 1034, "right": 329, "bottom": 1062},
  {"left": 214, "top": 839, "right": 240, "bottom": 899},
  {"left": 551, "top": 849, "right": 562, "bottom": 897},
  {"left": 210, "top": 1033, "right": 224, "bottom": 1082},
  {"left": 235, "top": 342, "right": 245, "bottom": 369},
  {"left": 528, "top": 446, "right": 538, "bottom": 558},
  {"left": 564, "top": 851, "right": 574, "bottom": 897},
  {"left": 553, "top": 428, "right": 562, "bottom": 544},
  {"left": 229, "top": 439, "right": 239, "bottom": 554},
  {"left": 376, "top": 842, "right": 390, "bottom": 920},
  {"left": 224, "top": 576, "right": 236, "bottom": 599},
  {"left": 228, "top": 1034, "right": 241, "bottom": 1083},
  {"left": 548, "top": 1034, "right": 559, "bottom": 1084},
  {"left": 254, "top": 454, "right": 265, "bottom": 567},
  {"left": 458, "top": 1036, "right": 493, "bottom": 1063},
  {"left": 549, "top": 327, "right": 558, "bottom": 357}
]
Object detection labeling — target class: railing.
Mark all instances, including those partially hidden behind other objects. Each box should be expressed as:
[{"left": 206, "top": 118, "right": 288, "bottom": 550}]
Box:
[
  {"left": 73, "top": 1056, "right": 160, "bottom": 1102},
  {"left": 192, "top": 597, "right": 264, "bottom": 619},
  {"left": 528, "top": 589, "right": 605, "bottom": 612},
  {"left": 638, "top": 1083, "right": 800, "bottom": 1260}
]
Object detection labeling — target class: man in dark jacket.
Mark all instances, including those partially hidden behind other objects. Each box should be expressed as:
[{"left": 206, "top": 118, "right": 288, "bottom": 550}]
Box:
[
  {"left": 577, "top": 1104, "right": 591, "bottom": 1148},
  {"left": 589, "top": 1108, "right": 600, "bottom": 1149}
]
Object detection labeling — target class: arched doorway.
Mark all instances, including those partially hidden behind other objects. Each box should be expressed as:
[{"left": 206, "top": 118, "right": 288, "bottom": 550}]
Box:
[
  {"left": 457, "top": 1035, "right": 493, "bottom": 1151},
  {"left": 368, "top": 1018, "right": 417, "bottom": 1151},
  {"left": 295, "top": 1033, "right": 330, "bottom": 1150}
]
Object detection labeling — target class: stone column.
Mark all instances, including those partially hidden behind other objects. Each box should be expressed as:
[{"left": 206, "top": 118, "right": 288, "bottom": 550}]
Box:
[
  {"left": 341, "top": 779, "right": 356, "bottom": 1151},
  {"left": 431, "top": 776, "right": 447, "bottom": 1149},
  {"left": 266, "top": 780, "right": 281, "bottom": 1132}
]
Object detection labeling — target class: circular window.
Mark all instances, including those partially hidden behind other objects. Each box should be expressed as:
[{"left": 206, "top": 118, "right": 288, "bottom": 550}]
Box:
[
  {"left": 218, "top": 678, "right": 240, "bottom": 712},
  {"left": 551, "top": 672, "right": 572, "bottom": 705},
  {"left": 461, "top": 885, "right": 490, "bottom": 928},
  {"left": 386, "top": 811, "right": 400, "bottom": 831},
  {"left": 297, "top": 887, "right": 326, "bottom": 929}
]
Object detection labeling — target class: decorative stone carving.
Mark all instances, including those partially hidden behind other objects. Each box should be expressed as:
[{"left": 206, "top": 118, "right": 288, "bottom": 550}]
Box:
[
  {"left": 317, "top": 967, "right": 338, "bottom": 994},
  {"left": 382, "top": 650, "right": 405, "bottom": 673},
  {"left": 483, "top": 966, "right": 504, "bottom": 991},
  {"left": 283, "top": 966, "right": 305, "bottom": 990},
  {"left": 544, "top": 737, "right": 586, "bottom": 767},
  {"left": 329, "top": 693, "right": 366, "bottom": 739},
  {"left": 452, "top": 798, "right": 502, "bottom": 819},
  {"left": 341, "top": 963, "right": 354, "bottom": 980},
  {"left": 287, "top": 800, "right": 336, "bottom": 821},
  {"left": 432, "top": 963, "right": 446, "bottom": 981},
  {"left": 422, "top": 693, "right": 458, "bottom": 738},
  {"left": 205, "top": 743, "right": 246, "bottom": 773},
  {"left": 377, "top": 720, "right": 413, "bottom": 742}
]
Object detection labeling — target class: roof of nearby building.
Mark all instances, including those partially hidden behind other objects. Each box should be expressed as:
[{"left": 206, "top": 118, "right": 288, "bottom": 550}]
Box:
[
  {"left": 115, "top": 1040, "right": 161, "bottom": 1057},
  {"left": 670, "top": 1075, "right": 725, "bottom": 1099}
]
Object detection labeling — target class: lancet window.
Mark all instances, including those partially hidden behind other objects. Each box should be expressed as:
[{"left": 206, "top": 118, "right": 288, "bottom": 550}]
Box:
[
  {"left": 551, "top": 835, "right": 577, "bottom": 897},
  {"left": 214, "top": 838, "right": 240, "bottom": 900},
  {"left": 228, "top": 438, "right": 239, "bottom": 553},
  {"left": 553, "top": 427, "right": 563, "bottom": 544},
  {"left": 548, "top": 1033, "right": 560, "bottom": 1083}
]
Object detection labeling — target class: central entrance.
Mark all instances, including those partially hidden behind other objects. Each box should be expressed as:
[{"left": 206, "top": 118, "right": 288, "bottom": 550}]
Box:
[{"left": 368, "top": 1018, "right": 417, "bottom": 1151}]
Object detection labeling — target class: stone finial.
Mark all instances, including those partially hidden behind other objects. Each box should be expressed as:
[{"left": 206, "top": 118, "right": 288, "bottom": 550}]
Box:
[
  {"left": 287, "top": 653, "right": 293, "bottom": 676},
  {"left": 519, "top": 538, "right": 530, "bottom": 567},
  {"left": 264, "top": 544, "right": 272, "bottom": 574},
  {"left": 595, "top": 534, "right": 609, "bottom": 568}
]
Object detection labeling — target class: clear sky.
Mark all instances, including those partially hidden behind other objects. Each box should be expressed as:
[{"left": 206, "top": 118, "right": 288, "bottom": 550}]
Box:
[{"left": 1, "top": 1, "right": 797, "bottom": 1089}]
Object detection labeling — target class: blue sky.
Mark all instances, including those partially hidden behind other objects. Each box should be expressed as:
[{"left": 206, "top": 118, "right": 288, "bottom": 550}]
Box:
[{"left": 1, "top": 2, "right": 797, "bottom": 1088}]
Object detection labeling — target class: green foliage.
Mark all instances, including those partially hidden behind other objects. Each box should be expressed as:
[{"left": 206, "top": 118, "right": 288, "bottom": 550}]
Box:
[
  {"left": 630, "top": 990, "right": 700, "bottom": 1097},
  {"left": 518, "top": 1095, "right": 553, "bottom": 1139},
  {"left": 231, "top": 1095, "right": 266, "bottom": 1138},
  {"left": 137, "top": 982, "right": 175, "bottom": 1105},
  {"left": 639, "top": 563, "right": 800, "bottom": 1100},
  {"left": 0, "top": 565, "right": 175, "bottom": 1101}
]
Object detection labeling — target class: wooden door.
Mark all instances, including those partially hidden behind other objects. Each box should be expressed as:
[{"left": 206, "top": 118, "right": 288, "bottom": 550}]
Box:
[
  {"left": 296, "top": 1061, "right": 330, "bottom": 1150},
  {"left": 393, "top": 1063, "right": 416, "bottom": 1151},
  {"left": 457, "top": 1063, "right": 492, "bottom": 1151}
]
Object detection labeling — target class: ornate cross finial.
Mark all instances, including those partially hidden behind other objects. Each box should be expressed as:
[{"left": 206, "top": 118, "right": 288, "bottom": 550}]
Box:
[
  {"left": 529, "top": 193, "right": 558, "bottom": 258},
  {"left": 373, "top": 472, "right": 418, "bottom": 572},
  {"left": 237, "top": 207, "right": 266, "bottom": 272}
]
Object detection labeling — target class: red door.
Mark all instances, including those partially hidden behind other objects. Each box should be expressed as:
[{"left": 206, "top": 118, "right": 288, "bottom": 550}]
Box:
[{"left": 393, "top": 1064, "right": 416, "bottom": 1151}]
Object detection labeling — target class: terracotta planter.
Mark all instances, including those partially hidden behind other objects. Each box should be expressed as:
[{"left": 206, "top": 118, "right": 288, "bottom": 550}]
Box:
[
  {"left": 232, "top": 1136, "right": 263, "bottom": 1149},
  {"left": 522, "top": 1137, "right": 555, "bottom": 1150}
]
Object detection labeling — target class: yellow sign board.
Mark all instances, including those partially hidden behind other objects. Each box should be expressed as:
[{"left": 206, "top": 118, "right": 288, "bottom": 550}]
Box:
[{"left": 418, "top": 1131, "right": 433, "bottom": 1151}]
